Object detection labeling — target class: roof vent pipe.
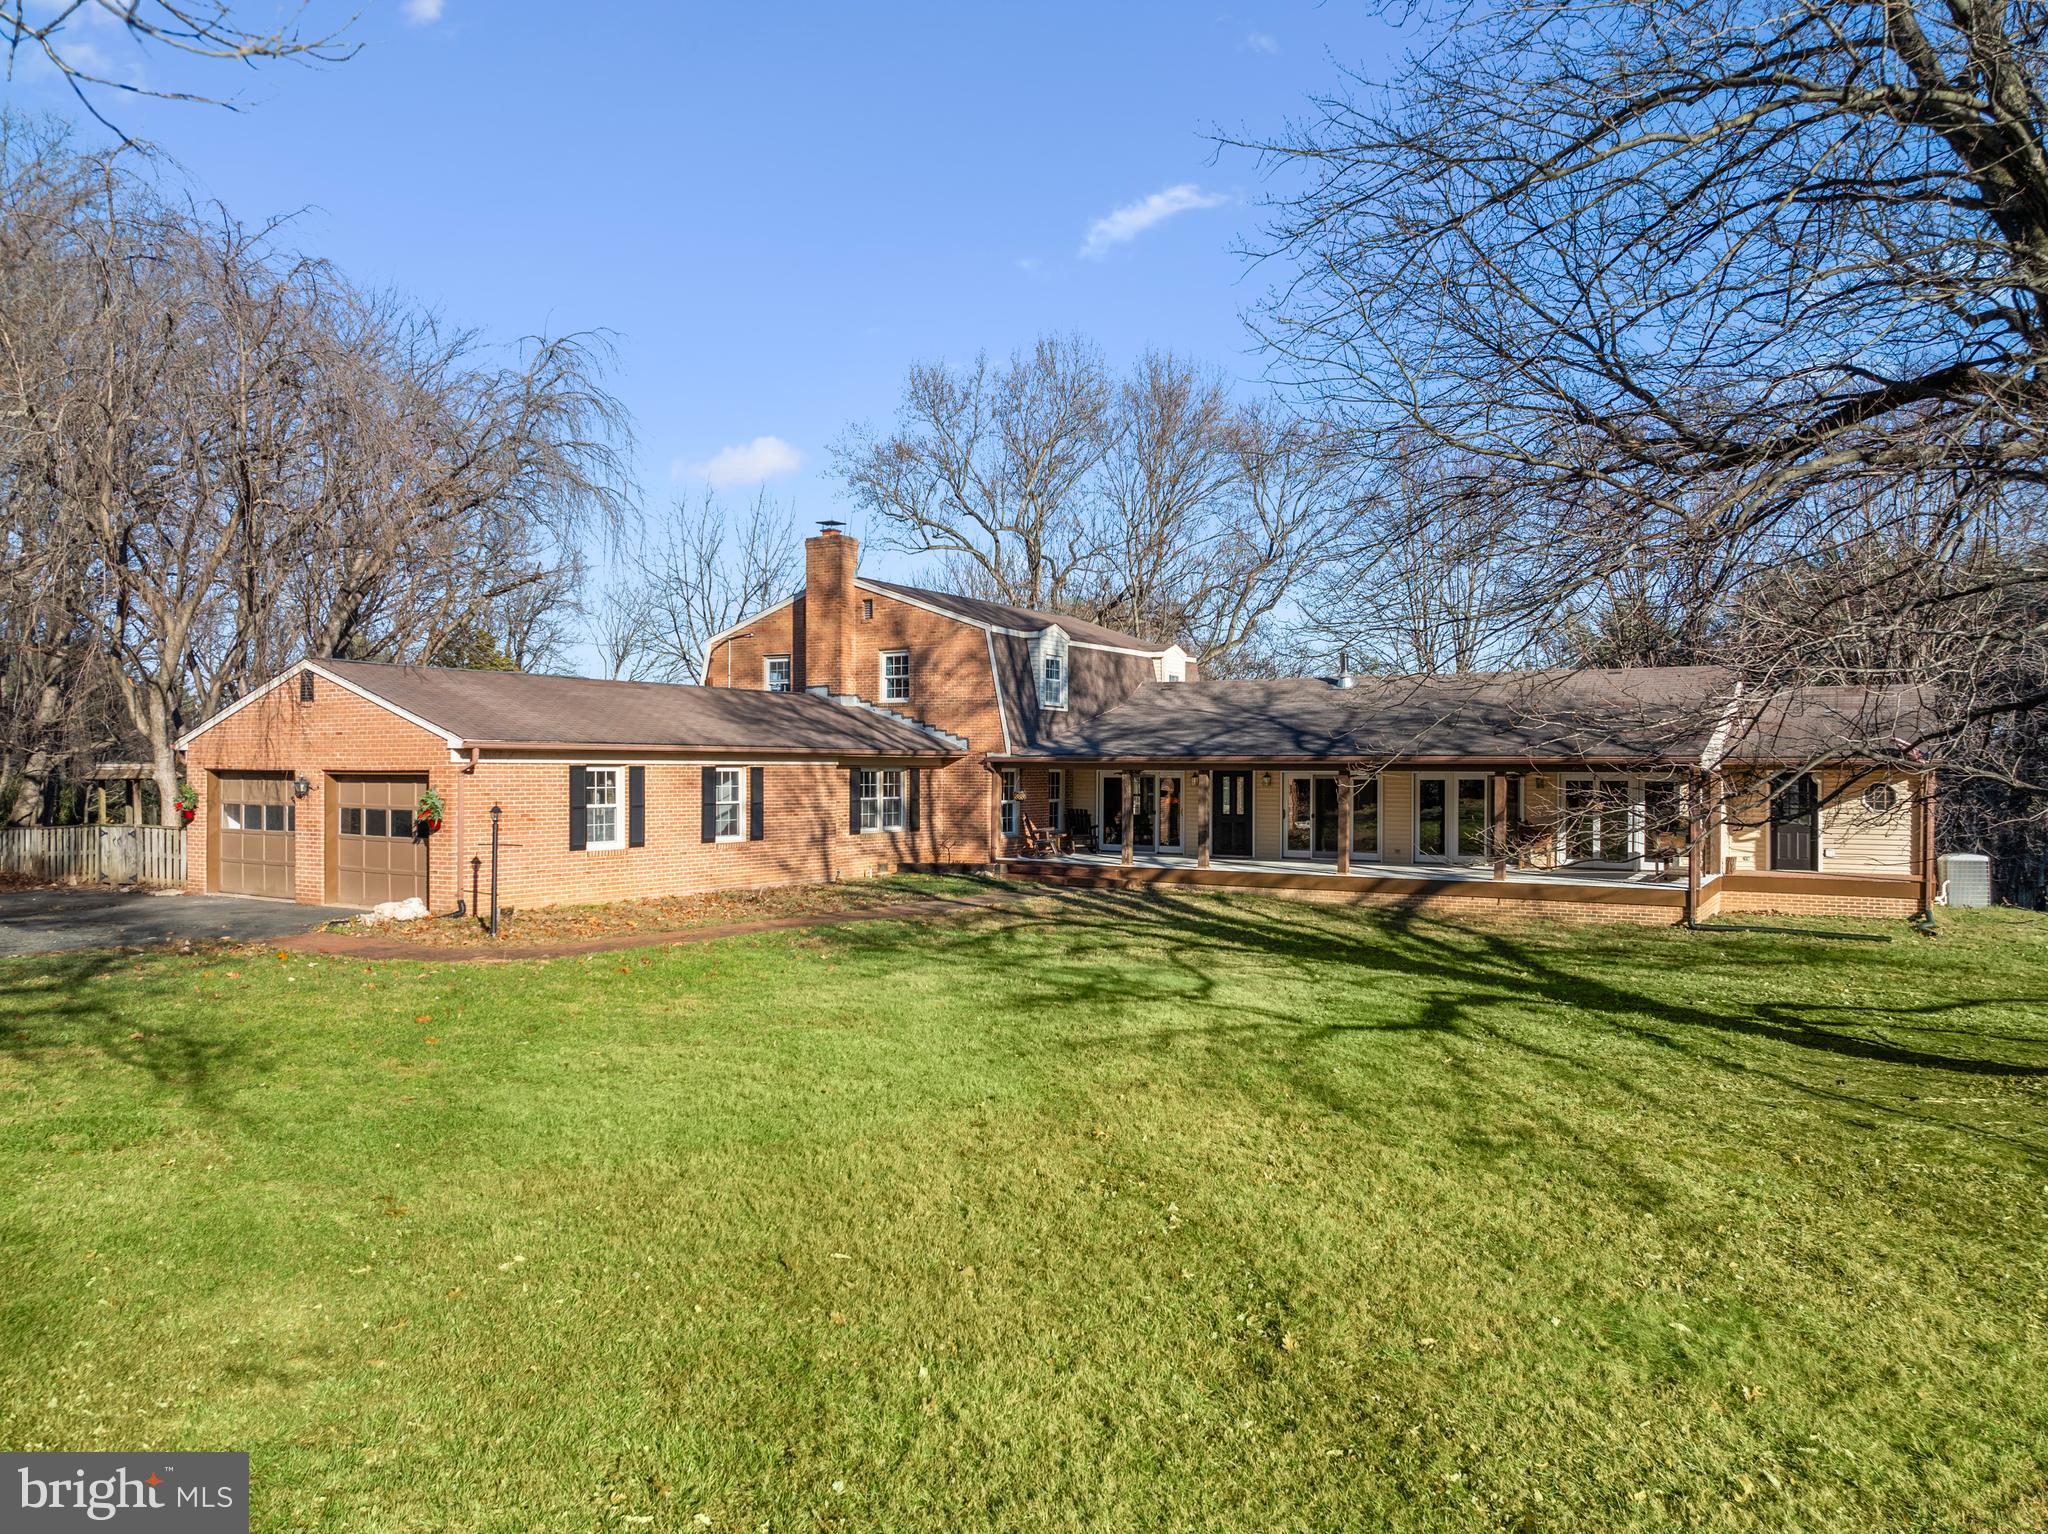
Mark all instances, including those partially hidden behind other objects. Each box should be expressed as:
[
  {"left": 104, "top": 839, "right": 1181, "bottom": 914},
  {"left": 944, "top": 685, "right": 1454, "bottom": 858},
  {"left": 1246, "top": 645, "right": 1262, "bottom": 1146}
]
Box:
[{"left": 1335, "top": 673, "right": 1355, "bottom": 689}]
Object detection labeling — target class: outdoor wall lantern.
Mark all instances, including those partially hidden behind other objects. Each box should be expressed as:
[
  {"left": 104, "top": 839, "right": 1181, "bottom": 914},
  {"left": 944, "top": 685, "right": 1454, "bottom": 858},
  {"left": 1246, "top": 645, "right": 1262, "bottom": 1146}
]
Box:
[
  {"left": 292, "top": 775, "right": 312, "bottom": 799},
  {"left": 1260, "top": 771, "right": 1275, "bottom": 788}
]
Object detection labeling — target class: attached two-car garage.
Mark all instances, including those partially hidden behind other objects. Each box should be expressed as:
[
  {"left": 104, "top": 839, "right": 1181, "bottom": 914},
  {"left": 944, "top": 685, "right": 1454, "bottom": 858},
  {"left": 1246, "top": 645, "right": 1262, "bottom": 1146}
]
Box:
[{"left": 208, "top": 771, "right": 428, "bottom": 907}]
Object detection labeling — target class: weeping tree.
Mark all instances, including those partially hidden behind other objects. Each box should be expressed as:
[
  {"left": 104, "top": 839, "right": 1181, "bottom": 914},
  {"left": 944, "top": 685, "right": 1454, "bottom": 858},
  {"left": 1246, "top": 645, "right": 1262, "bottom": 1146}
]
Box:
[{"left": 0, "top": 118, "right": 631, "bottom": 820}]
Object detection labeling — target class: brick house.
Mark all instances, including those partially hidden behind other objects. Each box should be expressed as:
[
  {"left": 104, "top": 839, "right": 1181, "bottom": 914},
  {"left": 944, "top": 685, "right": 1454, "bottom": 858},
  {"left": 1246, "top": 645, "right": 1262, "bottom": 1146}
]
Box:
[{"left": 177, "top": 526, "right": 1938, "bottom": 923}]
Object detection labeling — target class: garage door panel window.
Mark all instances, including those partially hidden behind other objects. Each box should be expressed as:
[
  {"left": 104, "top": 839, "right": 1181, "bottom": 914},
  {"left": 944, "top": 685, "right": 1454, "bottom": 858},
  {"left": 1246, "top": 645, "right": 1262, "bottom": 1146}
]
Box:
[
  {"left": 390, "top": 807, "right": 413, "bottom": 839},
  {"left": 341, "top": 806, "right": 362, "bottom": 836},
  {"left": 585, "top": 767, "right": 622, "bottom": 849},
  {"left": 365, "top": 807, "right": 388, "bottom": 838}
]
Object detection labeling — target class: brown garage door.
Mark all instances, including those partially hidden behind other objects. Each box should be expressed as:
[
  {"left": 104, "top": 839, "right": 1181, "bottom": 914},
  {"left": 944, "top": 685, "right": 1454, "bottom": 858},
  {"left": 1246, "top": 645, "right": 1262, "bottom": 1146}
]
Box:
[
  {"left": 333, "top": 776, "right": 428, "bottom": 908},
  {"left": 215, "top": 773, "right": 296, "bottom": 899}
]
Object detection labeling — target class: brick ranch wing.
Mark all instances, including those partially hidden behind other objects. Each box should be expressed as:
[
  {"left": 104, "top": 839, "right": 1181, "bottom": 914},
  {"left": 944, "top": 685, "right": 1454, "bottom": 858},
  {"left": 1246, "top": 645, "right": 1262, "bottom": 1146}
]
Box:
[{"left": 174, "top": 657, "right": 962, "bottom": 912}]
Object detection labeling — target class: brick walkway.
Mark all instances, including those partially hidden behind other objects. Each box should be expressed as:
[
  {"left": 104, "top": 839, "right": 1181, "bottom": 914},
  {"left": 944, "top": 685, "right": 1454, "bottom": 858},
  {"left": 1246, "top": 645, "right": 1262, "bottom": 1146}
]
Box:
[{"left": 277, "top": 889, "right": 1046, "bottom": 963}]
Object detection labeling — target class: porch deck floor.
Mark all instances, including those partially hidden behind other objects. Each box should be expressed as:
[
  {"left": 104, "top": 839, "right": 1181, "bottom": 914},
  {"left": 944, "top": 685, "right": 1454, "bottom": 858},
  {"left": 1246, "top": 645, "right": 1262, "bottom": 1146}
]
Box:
[{"left": 1010, "top": 849, "right": 1686, "bottom": 892}]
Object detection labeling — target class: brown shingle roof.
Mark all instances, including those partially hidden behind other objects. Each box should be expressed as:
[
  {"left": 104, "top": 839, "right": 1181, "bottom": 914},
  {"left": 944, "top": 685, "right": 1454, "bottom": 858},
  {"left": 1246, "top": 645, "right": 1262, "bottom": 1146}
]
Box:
[
  {"left": 1718, "top": 684, "right": 1932, "bottom": 764},
  {"left": 313, "top": 659, "right": 956, "bottom": 756},
  {"left": 1011, "top": 667, "right": 1743, "bottom": 764},
  {"left": 857, "top": 578, "right": 1171, "bottom": 652}
]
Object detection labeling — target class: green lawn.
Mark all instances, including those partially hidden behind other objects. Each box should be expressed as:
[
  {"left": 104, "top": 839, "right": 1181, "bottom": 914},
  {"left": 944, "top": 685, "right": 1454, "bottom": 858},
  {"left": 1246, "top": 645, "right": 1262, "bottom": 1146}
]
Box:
[{"left": 3, "top": 887, "right": 2044, "bottom": 1532}]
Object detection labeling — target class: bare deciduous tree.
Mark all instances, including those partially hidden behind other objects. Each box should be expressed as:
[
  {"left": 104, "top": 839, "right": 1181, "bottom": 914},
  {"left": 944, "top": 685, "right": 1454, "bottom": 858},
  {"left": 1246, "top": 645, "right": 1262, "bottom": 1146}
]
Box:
[
  {"left": 840, "top": 340, "right": 1340, "bottom": 673},
  {"left": 597, "top": 490, "right": 800, "bottom": 685},
  {"left": 0, "top": 120, "right": 630, "bottom": 819},
  {"left": 3, "top": 1, "right": 358, "bottom": 136},
  {"left": 1245, "top": 0, "right": 2048, "bottom": 886},
  {"left": 835, "top": 335, "right": 1114, "bottom": 610}
]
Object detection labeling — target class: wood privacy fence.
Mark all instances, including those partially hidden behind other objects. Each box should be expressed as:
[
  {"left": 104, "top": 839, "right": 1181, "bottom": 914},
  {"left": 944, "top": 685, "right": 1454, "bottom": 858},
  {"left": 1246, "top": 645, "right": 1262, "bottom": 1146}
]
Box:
[{"left": 0, "top": 825, "right": 186, "bottom": 886}]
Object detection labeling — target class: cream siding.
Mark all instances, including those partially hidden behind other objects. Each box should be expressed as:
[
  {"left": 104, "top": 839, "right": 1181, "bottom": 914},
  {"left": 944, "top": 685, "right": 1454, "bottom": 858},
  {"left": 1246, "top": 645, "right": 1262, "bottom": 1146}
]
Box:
[{"left": 1378, "top": 771, "right": 1415, "bottom": 862}]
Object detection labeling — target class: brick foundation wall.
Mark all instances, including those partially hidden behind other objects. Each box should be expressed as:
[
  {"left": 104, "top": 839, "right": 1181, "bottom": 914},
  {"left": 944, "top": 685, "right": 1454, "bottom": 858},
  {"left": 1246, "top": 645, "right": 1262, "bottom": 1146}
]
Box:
[{"left": 1715, "top": 889, "right": 1919, "bottom": 920}]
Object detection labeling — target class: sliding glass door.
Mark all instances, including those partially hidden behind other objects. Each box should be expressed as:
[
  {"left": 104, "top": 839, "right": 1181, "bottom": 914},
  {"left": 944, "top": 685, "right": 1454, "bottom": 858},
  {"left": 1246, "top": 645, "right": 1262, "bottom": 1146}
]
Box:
[
  {"left": 1099, "top": 772, "right": 1184, "bottom": 853},
  {"left": 1416, "top": 774, "right": 1491, "bottom": 862}
]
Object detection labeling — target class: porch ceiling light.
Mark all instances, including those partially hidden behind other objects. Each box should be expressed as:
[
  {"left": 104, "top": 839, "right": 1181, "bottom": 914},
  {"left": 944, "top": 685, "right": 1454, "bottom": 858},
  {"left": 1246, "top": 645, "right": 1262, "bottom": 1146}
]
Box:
[{"left": 292, "top": 775, "right": 312, "bottom": 799}]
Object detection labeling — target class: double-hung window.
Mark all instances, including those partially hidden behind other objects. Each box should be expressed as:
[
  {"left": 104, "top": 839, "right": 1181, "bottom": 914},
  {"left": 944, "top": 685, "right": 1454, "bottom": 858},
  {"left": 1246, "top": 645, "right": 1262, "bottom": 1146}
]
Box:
[
  {"left": 713, "top": 766, "right": 743, "bottom": 840},
  {"left": 880, "top": 769, "right": 906, "bottom": 831},
  {"left": 1047, "top": 769, "right": 1064, "bottom": 836},
  {"left": 764, "top": 656, "right": 792, "bottom": 692},
  {"left": 880, "top": 649, "right": 910, "bottom": 703},
  {"left": 585, "top": 767, "right": 622, "bottom": 849},
  {"left": 856, "top": 769, "right": 882, "bottom": 832},
  {"left": 1000, "top": 768, "right": 1021, "bottom": 836}
]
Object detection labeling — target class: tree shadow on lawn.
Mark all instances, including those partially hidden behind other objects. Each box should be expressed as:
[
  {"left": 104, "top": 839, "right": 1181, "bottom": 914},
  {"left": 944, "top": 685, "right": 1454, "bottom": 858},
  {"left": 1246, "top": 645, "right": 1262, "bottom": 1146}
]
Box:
[
  {"left": 866, "top": 887, "right": 2048, "bottom": 1162},
  {"left": 0, "top": 949, "right": 276, "bottom": 1118}
]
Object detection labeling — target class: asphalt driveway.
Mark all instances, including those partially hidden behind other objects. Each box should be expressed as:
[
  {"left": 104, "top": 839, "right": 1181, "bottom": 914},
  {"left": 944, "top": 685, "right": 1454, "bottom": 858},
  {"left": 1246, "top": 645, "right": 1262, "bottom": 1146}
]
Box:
[{"left": 0, "top": 888, "right": 356, "bottom": 957}]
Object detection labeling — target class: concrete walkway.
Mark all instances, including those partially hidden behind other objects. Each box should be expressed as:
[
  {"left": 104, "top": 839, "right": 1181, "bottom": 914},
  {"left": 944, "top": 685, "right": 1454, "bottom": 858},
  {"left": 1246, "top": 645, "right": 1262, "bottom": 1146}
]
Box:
[{"left": 278, "top": 889, "right": 1046, "bottom": 963}]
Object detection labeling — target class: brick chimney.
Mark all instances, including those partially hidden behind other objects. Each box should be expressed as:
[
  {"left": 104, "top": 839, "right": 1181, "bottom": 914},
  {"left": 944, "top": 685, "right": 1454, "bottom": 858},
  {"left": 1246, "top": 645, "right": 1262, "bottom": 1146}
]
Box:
[{"left": 803, "top": 523, "right": 858, "bottom": 697}]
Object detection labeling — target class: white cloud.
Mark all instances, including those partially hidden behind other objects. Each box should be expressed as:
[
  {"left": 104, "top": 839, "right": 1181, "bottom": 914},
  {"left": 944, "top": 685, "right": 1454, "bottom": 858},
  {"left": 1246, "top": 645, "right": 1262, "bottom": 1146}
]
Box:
[
  {"left": 685, "top": 435, "right": 803, "bottom": 490},
  {"left": 1244, "top": 32, "right": 1279, "bottom": 54},
  {"left": 403, "top": 0, "right": 445, "bottom": 25},
  {"left": 1079, "top": 183, "right": 1230, "bottom": 259}
]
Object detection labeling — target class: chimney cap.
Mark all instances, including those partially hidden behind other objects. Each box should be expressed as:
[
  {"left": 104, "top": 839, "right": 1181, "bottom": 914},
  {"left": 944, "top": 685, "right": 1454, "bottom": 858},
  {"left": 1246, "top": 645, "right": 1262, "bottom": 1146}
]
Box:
[{"left": 817, "top": 518, "right": 846, "bottom": 535}]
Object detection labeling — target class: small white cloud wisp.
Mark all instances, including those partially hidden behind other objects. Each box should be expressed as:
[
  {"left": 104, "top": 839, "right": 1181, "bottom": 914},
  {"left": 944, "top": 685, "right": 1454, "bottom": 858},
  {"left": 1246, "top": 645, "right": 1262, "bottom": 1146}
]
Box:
[
  {"left": 686, "top": 435, "right": 803, "bottom": 490},
  {"left": 403, "top": 0, "right": 445, "bottom": 26},
  {"left": 1079, "top": 184, "right": 1230, "bottom": 259},
  {"left": 1244, "top": 32, "right": 1280, "bottom": 54}
]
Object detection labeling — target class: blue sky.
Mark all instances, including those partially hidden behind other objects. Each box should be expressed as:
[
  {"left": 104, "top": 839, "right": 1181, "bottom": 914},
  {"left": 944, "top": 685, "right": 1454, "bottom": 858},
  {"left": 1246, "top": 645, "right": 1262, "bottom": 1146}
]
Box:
[{"left": 13, "top": 1, "right": 1400, "bottom": 589}]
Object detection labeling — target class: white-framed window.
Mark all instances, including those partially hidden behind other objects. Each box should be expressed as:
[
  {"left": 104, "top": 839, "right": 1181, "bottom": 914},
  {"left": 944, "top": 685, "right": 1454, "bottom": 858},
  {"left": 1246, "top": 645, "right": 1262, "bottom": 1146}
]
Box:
[
  {"left": 856, "top": 768, "right": 881, "bottom": 832},
  {"left": 880, "top": 768, "right": 906, "bottom": 831},
  {"left": 1033, "top": 629, "right": 1070, "bottom": 709},
  {"left": 585, "top": 766, "right": 623, "bottom": 850},
  {"left": 1047, "top": 769, "right": 1064, "bottom": 836},
  {"left": 764, "top": 655, "right": 792, "bottom": 692},
  {"left": 1001, "top": 768, "right": 1021, "bottom": 836},
  {"left": 713, "top": 766, "right": 743, "bottom": 840},
  {"left": 880, "top": 649, "right": 910, "bottom": 703}
]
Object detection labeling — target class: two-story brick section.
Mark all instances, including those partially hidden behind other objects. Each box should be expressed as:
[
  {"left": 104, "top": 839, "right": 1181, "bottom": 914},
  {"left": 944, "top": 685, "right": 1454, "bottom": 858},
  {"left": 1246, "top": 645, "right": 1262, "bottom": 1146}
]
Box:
[{"left": 179, "top": 524, "right": 1940, "bottom": 924}]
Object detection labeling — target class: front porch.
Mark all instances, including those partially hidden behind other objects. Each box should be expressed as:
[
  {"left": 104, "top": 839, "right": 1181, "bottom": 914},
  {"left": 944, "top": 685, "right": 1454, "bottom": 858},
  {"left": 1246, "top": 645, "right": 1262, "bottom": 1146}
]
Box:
[{"left": 999, "top": 848, "right": 1695, "bottom": 922}]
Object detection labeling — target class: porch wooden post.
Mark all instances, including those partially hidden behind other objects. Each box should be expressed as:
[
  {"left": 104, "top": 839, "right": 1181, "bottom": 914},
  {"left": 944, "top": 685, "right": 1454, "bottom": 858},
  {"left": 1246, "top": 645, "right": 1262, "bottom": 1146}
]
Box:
[
  {"left": 1684, "top": 771, "right": 1701, "bottom": 925},
  {"left": 1336, "top": 765, "right": 1353, "bottom": 875},
  {"left": 1490, "top": 773, "right": 1508, "bottom": 882},
  {"left": 1917, "top": 769, "right": 1938, "bottom": 917},
  {"left": 1195, "top": 768, "right": 1212, "bottom": 869},
  {"left": 1119, "top": 769, "right": 1135, "bottom": 867}
]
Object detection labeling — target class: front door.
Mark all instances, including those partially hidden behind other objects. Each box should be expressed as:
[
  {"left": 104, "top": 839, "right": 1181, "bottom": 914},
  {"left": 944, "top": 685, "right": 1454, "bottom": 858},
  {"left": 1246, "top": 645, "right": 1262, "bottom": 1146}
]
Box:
[
  {"left": 1770, "top": 773, "right": 1820, "bottom": 871},
  {"left": 1417, "top": 774, "right": 1491, "bottom": 862},
  {"left": 1214, "top": 772, "right": 1253, "bottom": 858}
]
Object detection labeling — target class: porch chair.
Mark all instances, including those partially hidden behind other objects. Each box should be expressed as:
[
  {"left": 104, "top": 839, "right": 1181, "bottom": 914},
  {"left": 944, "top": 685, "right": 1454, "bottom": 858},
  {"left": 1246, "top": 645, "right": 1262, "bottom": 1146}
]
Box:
[{"left": 1018, "top": 814, "right": 1069, "bottom": 858}]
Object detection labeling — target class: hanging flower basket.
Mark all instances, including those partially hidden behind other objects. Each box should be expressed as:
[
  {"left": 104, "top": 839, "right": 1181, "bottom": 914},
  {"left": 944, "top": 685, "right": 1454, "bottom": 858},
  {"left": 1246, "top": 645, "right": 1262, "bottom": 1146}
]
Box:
[
  {"left": 416, "top": 786, "right": 446, "bottom": 835},
  {"left": 174, "top": 782, "right": 199, "bottom": 826}
]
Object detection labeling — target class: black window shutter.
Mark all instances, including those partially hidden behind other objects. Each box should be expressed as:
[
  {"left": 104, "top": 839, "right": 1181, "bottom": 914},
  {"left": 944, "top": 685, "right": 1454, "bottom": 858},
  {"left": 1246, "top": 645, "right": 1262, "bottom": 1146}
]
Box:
[
  {"left": 568, "top": 766, "right": 587, "bottom": 850},
  {"left": 748, "top": 766, "right": 765, "bottom": 841},
  {"left": 700, "top": 766, "right": 717, "bottom": 842},
  {"left": 849, "top": 767, "right": 862, "bottom": 835},
  {"left": 628, "top": 766, "right": 646, "bottom": 848},
  {"left": 907, "top": 767, "right": 921, "bottom": 831}
]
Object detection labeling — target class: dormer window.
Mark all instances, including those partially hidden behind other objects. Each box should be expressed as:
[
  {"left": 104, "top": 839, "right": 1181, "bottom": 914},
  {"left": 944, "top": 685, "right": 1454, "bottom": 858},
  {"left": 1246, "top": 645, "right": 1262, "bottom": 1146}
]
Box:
[{"left": 1033, "top": 628, "right": 1070, "bottom": 710}]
